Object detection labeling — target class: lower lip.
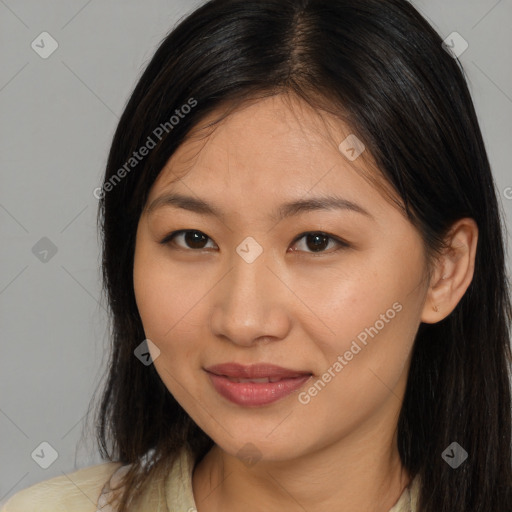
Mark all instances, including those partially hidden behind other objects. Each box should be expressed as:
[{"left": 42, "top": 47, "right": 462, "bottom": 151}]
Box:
[{"left": 206, "top": 372, "right": 312, "bottom": 406}]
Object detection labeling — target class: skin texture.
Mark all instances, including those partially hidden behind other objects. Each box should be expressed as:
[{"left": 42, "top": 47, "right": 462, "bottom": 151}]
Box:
[{"left": 133, "top": 94, "right": 478, "bottom": 512}]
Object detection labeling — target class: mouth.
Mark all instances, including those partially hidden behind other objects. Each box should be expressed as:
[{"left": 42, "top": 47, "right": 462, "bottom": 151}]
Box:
[
  {"left": 204, "top": 362, "right": 313, "bottom": 406},
  {"left": 219, "top": 376, "right": 297, "bottom": 383},
  {"left": 205, "top": 362, "right": 313, "bottom": 380}
]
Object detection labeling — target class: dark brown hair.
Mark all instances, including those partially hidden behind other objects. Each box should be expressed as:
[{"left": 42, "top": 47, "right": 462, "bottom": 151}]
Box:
[{"left": 93, "top": 0, "right": 512, "bottom": 510}]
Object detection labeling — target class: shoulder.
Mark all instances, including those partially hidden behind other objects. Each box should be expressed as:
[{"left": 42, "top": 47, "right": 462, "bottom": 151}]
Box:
[{"left": 1, "top": 461, "right": 123, "bottom": 512}]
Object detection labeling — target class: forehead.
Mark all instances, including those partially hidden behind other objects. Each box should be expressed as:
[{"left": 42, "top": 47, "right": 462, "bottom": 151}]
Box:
[{"left": 146, "top": 94, "right": 398, "bottom": 219}]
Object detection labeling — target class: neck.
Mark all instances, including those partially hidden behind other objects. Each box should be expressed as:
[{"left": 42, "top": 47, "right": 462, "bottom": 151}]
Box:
[{"left": 192, "top": 423, "right": 411, "bottom": 512}]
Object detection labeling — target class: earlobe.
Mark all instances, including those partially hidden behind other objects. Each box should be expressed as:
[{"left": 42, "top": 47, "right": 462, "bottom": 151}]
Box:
[{"left": 421, "top": 218, "right": 478, "bottom": 324}]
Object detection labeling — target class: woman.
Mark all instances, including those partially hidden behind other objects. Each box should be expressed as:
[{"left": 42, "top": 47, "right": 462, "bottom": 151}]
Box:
[{"left": 3, "top": 0, "right": 511, "bottom": 511}]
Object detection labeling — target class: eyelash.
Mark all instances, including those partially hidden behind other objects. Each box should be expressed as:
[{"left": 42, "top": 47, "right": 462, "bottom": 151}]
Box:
[{"left": 159, "top": 230, "right": 350, "bottom": 255}]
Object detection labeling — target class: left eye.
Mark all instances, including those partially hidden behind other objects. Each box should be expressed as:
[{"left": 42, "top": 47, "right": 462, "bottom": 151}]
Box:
[
  {"left": 160, "top": 230, "right": 349, "bottom": 254},
  {"left": 290, "top": 231, "right": 349, "bottom": 254}
]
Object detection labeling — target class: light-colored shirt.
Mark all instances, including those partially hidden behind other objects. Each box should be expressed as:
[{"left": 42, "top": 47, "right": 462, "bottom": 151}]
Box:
[{"left": 1, "top": 447, "right": 421, "bottom": 511}]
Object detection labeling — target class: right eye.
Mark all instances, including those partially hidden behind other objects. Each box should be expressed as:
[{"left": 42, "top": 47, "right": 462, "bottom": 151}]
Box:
[{"left": 160, "top": 230, "right": 218, "bottom": 251}]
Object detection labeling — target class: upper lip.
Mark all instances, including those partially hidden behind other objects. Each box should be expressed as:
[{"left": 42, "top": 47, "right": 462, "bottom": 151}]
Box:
[{"left": 205, "top": 363, "right": 312, "bottom": 379}]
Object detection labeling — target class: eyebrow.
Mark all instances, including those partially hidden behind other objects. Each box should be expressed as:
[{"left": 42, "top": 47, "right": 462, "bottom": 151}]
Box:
[{"left": 146, "top": 192, "right": 373, "bottom": 222}]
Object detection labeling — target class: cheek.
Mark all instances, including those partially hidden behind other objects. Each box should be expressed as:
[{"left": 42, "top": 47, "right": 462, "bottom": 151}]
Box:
[
  {"left": 133, "top": 256, "right": 164, "bottom": 337},
  {"left": 304, "top": 255, "right": 420, "bottom": 343},
  {"left": 133, "top": 241, "right": 208, "bottom": 368},
  {"left": 133, "top": 253, "right": 202, "bottom": 404},
  {"left": 133, "top": 232, "right": 176, "bottom": 343},
  {"left": 305, "top": 242, "right": 426, "bottom": 379}
]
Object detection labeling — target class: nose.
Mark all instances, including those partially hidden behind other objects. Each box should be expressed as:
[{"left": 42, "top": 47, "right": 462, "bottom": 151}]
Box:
[{"left": 209, "top": 245, "right": 292, "bottom": 347}]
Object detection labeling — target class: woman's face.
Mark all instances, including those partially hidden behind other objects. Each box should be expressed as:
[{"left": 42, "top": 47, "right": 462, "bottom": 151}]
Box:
[{"left": 133, "top": 94, "right": 431, "bottom": 461}]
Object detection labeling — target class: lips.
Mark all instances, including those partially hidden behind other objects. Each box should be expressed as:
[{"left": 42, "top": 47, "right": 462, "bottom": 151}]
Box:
[
  {"left": 205, "top": 362, "right": 313, "bottom": 382},
  {"left": 204, "top": 363, "right": 313, "bottom": 407}
]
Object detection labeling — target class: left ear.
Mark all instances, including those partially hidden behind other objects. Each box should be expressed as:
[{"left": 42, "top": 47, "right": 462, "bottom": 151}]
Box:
[{"left": 421, "top": 218, "right": 478, "bottom": 324}]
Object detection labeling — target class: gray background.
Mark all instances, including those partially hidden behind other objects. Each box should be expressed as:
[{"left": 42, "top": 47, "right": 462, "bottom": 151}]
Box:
[{"left": 1, "top": 0, "right": 511, "bottom": 504}]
